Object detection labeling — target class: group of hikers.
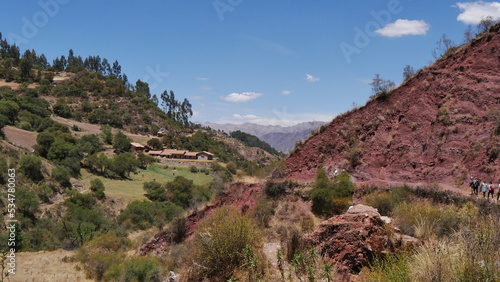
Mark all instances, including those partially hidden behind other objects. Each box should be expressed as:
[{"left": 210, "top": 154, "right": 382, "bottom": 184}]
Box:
[{"left": 469, "top": 177, "right": 500, "bottom": 200}]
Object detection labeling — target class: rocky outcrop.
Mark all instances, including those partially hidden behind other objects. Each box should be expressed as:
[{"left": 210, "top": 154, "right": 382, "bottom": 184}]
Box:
[
  {"left": 305, "top": 205, "right": 417, "bottom": 276},
  {"left": 286, "top": 24, "right": 500, "bottom": 187}
]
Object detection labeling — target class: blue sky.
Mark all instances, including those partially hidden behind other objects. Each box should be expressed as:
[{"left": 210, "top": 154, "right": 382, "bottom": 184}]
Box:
[{"left": 1, "top": 0, "right": 500, "bottom": 126}]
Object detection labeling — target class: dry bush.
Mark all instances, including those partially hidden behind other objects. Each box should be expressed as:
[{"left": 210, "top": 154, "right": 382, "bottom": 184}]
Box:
[
  {"left": 363, "top": 188, "right": 411, "bottom": 216},
  {"left": 409, "top": 215, "right": 500, "bottom": 282},
  {"left": 162, "top": 244, "right": 190, "bottom": 273},
  {"left": 392, "top": 202, "right": 461, "bottom": 238},
  {"left": 104, "top": 256, "right": 164, "bottom": 282},
  {"left": 410, "top": 238, "right": 461, "bottom": 281},
  {"left": 252, "top": 197, "right": 276, "bottom": 228},
  {"left": 454, "top": 215, "right": 500, "bottom": 281},
  {"left": 75, "top": 232, "right": 132, "bottom": 279},
  {"left": 190, "top": 207, "right": 262, "bottom": 280}
]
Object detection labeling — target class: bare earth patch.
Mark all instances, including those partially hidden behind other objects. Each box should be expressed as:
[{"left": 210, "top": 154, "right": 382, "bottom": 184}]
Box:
[
  {"left": 51, "top": 116, "right": 151, "bottom": 143},
  {"left": 0, "top": 80, "right": 37, "bottom": 90},
  {"left": 3, "top": 126, "right": 37, "bottom": 150}
]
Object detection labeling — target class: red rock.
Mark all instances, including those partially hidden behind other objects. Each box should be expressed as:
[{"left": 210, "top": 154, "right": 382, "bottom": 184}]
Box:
[
  {"left": 305, "top": 205, "right": 412, "bottom": 277},
  {"left": 285, "top": 24, "right": 500, "bottom": 189}
]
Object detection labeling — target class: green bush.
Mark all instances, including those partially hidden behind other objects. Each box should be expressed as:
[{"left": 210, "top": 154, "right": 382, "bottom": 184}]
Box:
[
  {"left": 118, "top": 200, "right": 182, "bottom": 230},
  {"left": 166, "top": 176, "right": 195, "bottom": 208},
  {"left": 310, "top": 169, "right": 354, "bottom": 216},
  {"left": 90, "top": 178, "right": 105, "bottom": 199},
  {"left": 189, "top": 165, "right": 198, "bottom": 173},
  {"left": 264, "top": 180, "right": 298, "bottom": 197},
  {"left": 104, "top": 256, "right": 163, "bottom": 282},
  {"left": 52, "top": 165, "right": 71, "bottom": 188},
  {"left": 20, "top": 155, "right": 44, "bottom": 181},
  {"left": 332, "top": 171, "right": 355, "bottom": 198},
  {"left": 366, "top": 254, "right": 410, "bottom": 282},
  {"left": 143, "top": 181, "right": 166, "bottom": 202}
]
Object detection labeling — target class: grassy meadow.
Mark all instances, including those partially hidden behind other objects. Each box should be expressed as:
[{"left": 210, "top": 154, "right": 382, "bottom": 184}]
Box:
[{"left": 81, "top": 163, "right": 213, "bottom": 202}]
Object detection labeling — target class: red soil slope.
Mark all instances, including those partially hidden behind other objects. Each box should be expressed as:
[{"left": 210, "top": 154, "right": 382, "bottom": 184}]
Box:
[{"left": 286, "top": 24, "right": 500, "bottom": 188}]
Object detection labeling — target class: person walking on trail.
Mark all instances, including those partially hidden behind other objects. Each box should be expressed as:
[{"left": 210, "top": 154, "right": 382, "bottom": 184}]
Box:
[
  {"left": 487, "top": 181, "right": 495, "bottom": 199},
  {"left": 472, "top": 177, "right": 480, "bottom": 195},
  {"left": 469, "top": 177, "right": 475, "bottom": 195},
  {"left": 482, "top": 182, "right": 488, "bottom": 198}
]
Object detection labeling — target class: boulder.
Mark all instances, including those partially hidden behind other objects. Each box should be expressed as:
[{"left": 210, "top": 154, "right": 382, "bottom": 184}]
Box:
[{"left": 305, "top": 205, "right": 390, "bottom": 275}]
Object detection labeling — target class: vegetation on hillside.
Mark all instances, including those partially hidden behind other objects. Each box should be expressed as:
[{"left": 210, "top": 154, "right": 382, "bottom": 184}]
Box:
[
  {"left": 310, "top": 168, "right": 354, "bottom": 217},
  {"left": 0, "top": 33, "right": 192, "bottom": 134},
  {"left": 230, "top": 130, "right": 280, "bottom": 155}
]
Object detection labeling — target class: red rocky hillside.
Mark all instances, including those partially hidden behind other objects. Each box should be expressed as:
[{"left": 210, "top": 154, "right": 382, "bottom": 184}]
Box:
[{"left": 286, "top": 24, "right": 500, "bottom": 187}]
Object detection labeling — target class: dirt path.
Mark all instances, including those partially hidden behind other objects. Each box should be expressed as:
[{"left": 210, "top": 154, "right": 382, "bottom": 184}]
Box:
[{"left": 355, "top": 178, "right": 470, "bottom": 196}]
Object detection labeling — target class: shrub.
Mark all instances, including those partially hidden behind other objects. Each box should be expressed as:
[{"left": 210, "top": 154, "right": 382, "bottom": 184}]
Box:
[
  {"left": 52, "top": 165, "right": 71, "bottom": 188},
  {"left": 118, "top": 200, "right": 182, "bottom": 230},
  {"left": 392, "top": 202, "right": 461, "bottom": 238},
  {"left": 35, "top": 184, "right": 54, "bottom": 203},
  {"left": 143, "top": 181, "right": 166, "bottom": 202},
  {"left": 20, "top": 155, "right": 43, "bottom": 181},
  {"left": 310, "top": 186, "right": 336, "bottom": 216},
  {"left": 310, "top": 169, "right": 354, "bottom": 216},
  {"left": 346, "top": 145, "right": 363, "bottom": 168},
  {"left": 189, "top": 165, "right": 198, "bottom": 173},
  {"left": 253, "top": 198, "right": 275, "bottom": 227},
  {"left": 264, "top": 180, "right": 298, "bottom": 197},
  {"left": 330, "top": 197, "right": 352, "bottom": 215},
  {"left": 366, "top": 253, "right": 411, "bottom": 282},
  {"left": 332, "top": 171, "right": 355, "bottom": 198},
  {"left": 192, "top": 207, "right": 260, "bottom": 279},
  {"left": 363, "top": 188, "right": 410, "bottom": 216},
  {"left": 410, "top": 239, "right": 461, "bottom": 281},
  {"left": 90, "top": 178, "right": 105, "bottom": 199},
  {"left": 226, "top": 161, "right": 237, "bottom": 175},
  {"left": 76, "top": 232, "right": 131, "bottom": 280},
  {"left": 166, "top": 176, "right": 195, "bottom": 209},
  {"left": 104, "top": 256, "right": 163, "bottom": 282}
]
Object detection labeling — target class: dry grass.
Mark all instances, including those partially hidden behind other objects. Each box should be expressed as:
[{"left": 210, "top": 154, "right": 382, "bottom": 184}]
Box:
[{"left": 15, "top": 250, "right": 92, "bottom": 282}]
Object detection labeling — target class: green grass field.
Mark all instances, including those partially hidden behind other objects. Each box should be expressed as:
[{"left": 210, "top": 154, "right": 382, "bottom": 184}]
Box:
[{"left": 81, "top": 163, "right": 213, "bottom": 202}]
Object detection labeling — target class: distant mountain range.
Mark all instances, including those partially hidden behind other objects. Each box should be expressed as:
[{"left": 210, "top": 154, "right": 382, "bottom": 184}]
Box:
[{"left": 199, "top": 121, "right": 327, "bottom": 153}]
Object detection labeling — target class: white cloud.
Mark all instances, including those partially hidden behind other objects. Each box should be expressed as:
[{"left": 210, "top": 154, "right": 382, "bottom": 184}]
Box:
[
  {"left": 222, "top": 92, "right": 263, "bottom": 103},
  {"left": 233, "top": 114, "right": 258, "bottom": 119},
  {"left": 196, "top": 77, "right": 209, "bottom": 81},
  {"left": 281, "top": 90, "right": 291, "bottom": 95},
  {"left": 375, "top": 19, "right": 430, "bottom": 38},
  {"left": 224, "top": 111, "right": 335, "bottom": 126},
  {"left": 305, "top": 74, "right": 320, "bottom": 83},
  {"left": 456, "top": 1, "right": 500, "bottom": 24}
]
